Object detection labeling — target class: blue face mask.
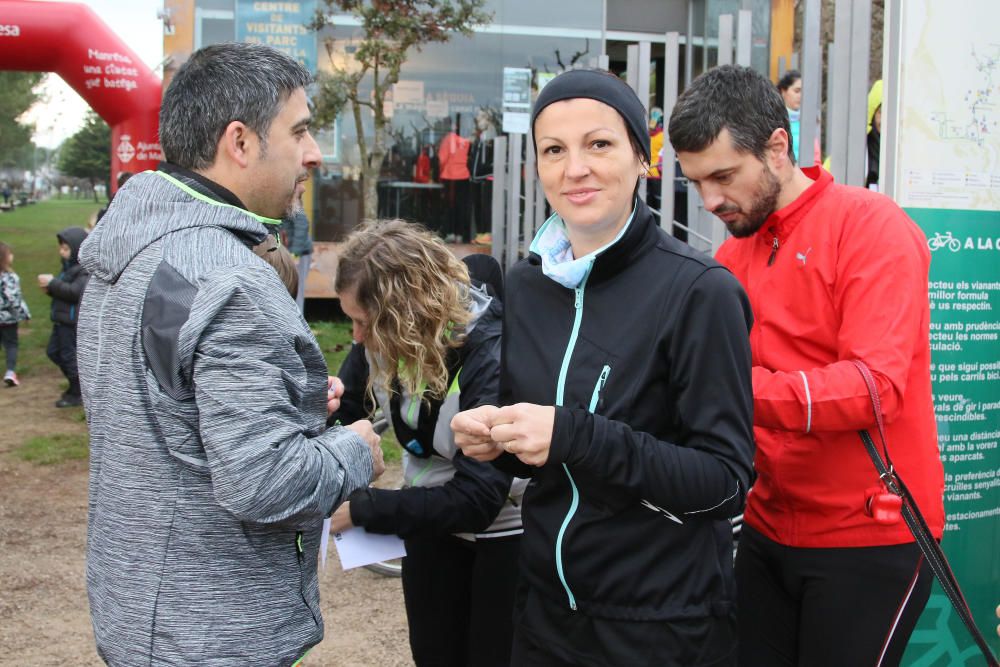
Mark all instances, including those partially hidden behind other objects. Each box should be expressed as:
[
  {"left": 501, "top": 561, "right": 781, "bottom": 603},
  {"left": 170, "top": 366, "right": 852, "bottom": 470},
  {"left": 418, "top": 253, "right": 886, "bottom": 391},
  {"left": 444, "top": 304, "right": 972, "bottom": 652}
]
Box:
[{"left": 529, "top": 204, "right": 637, "bottom": 290}]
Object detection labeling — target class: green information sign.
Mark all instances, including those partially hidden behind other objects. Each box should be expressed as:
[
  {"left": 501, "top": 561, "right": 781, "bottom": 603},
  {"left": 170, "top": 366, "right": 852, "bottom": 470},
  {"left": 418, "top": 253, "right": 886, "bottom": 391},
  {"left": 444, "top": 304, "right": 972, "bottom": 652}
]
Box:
[
  {"left": 902, "top": 208, "right": 1000, "bottom": 666},
  {"left": 883, "top": 0, "right": 1000, "bottom": 660}
]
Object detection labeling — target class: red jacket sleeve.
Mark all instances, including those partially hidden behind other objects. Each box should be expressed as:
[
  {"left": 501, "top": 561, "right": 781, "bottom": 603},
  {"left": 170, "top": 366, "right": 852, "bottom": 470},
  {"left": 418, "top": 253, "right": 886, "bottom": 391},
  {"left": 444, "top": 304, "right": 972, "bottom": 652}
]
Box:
[{"left": 752, "top": 198, "right": 930, "bottom": 432}]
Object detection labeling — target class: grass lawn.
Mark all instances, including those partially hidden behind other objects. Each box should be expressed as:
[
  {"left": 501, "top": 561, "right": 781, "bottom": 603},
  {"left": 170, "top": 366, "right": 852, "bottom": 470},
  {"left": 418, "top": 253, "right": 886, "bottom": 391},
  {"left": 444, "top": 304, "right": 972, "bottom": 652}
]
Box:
[{"left": 2, "top": 199, "right": 400, "bottom": 464}]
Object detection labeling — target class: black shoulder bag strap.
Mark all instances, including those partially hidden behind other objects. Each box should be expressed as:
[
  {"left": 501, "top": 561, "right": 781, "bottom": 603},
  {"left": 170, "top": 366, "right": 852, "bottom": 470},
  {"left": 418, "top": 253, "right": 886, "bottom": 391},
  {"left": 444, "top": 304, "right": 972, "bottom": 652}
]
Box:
[{"left": 852, "top": 359, "right": 998, "bottom": 666}]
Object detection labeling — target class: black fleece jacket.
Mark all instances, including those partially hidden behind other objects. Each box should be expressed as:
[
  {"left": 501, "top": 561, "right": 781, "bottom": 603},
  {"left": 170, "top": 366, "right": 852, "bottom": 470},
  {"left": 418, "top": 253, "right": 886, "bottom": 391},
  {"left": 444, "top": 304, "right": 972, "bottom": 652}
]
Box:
[{"left": 493, "top": 200, "right": 754, "bottom": 630}]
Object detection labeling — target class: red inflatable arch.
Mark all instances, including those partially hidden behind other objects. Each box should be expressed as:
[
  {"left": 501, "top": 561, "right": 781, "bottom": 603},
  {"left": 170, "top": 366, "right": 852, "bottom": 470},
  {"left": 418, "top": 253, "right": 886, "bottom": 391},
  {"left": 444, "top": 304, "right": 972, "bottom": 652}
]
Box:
[{"left": 0, "top": 0, "right": 162, "bottom": 193}]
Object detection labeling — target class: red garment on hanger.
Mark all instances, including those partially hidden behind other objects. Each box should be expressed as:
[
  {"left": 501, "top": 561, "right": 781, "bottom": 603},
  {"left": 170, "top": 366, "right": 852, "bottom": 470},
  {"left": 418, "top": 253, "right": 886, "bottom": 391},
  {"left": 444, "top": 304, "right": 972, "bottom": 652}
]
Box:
[
  {"left": 414, "top": 149, "right": 431, "bottom": 183},
  {"left": 438, "top": 132, "right": 471, "bottom": 181}
]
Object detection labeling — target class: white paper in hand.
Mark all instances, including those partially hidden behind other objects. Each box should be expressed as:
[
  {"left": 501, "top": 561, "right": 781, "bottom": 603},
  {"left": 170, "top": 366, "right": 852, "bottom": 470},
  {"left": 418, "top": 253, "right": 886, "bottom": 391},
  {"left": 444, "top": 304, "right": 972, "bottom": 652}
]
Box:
[{"left": 333, "top": 526, "right": 406, "bottom": 570}]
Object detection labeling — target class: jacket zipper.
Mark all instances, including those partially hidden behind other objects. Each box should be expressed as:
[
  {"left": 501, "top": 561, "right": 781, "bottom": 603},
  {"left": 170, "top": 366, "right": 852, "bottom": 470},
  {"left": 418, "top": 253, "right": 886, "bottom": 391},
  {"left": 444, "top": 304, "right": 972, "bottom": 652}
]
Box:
[
  {"left": 767, "top": 228, "right": 780, "bottom": 266},
  {"left": 553, "top": 270, "right": 594, "bottom": 612},
  {"left": 588, "top": 365, "right": 611, "bottom": 412}
]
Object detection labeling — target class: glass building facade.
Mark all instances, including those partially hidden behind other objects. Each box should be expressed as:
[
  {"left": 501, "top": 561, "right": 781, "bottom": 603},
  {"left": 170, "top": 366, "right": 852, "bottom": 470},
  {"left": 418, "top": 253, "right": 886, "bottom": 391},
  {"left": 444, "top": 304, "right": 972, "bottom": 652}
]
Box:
[{"left": 174, "top": 0, "right": 775, "bottom": 243}]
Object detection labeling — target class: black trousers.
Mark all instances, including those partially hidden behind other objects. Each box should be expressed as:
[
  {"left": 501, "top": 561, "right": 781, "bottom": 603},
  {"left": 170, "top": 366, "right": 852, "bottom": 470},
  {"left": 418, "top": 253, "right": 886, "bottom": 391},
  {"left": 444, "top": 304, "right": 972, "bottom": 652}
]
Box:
[
  {"left": 401, "top": 532, "right": 520, "bottom": 667},
  {"left": 735, "top": 525, "right": 932, "bottom": 667},
  {"left": 440, "top": 179, "right": 470, "bottom": 241},
  {"left": 1, "top": 324, "right": 17, "bottom": 372},
  {"left": 46, "top": 323, "right": 79, "bottom": 396}
]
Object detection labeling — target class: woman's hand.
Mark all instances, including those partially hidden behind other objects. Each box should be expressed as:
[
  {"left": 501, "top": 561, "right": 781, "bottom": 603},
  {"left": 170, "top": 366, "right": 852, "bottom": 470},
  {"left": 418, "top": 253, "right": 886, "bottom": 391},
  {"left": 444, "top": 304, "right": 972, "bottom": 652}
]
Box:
[
  {"left": 451, "top": 405, "right": 504, "bottom": 461},
  {"left": 489, "top": 403, "right": 556, "bottom": 467},
  {"left": 330, "top": 501, "right": 353, "bottom": 533}
]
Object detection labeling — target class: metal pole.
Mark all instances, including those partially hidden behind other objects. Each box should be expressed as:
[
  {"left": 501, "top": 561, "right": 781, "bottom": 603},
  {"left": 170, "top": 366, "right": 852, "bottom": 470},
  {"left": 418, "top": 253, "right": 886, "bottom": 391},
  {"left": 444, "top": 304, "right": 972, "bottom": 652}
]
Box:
[
  {"left": 661, "top": 31, "right": 680, "bottom": 231},
  {"left": 490, "top": 136, "right": 507, "bottom": 266},
  {"left": 799, "top": 0, "right": 821, "bottom": 167},
  {"left": 506, "top": 134, "right": 522, "bottom": 269},
  {"left": 626, "top": 44, "right": 639, "bottom": 93},
  {"left": 598, "top": 54, "right": 609, "bottom": 70},
  {"left": 685, "top": 0, "right": 694, "bottom": 86},
  {"left": 601, "top": 0, "right": 607, "bottom": 58},
  {"left": 637, "top": 41, "right": 652, "bottom": 113},
  {"left": 846, "top": 0, "right": 871, "bottom": 187},
  {"left": 637, "top": 41, "right": 651, "bottom": 202},
  {"left": 825, "top": 42, "right": 836, "bottom": 159},
  {"left": 523, "top": 130, "right": 536, "bottom": 258},
  {"left": 534, "top": 174, "right": 547, "bottom": 239},
  {"left": 718, "top": 14, "right": 734, "bottom": 67},
  {"left": 736, "top": 9, "right": 752, "bottom": 67},
  {"left": 830, "top": 0, "right": 852, "bottom": 184},
  {"left": 778, "top": 55, "right": 787, "bottom": 77},
  {"left": 881, "top": 0, "right": 902, "bottom": 200}
]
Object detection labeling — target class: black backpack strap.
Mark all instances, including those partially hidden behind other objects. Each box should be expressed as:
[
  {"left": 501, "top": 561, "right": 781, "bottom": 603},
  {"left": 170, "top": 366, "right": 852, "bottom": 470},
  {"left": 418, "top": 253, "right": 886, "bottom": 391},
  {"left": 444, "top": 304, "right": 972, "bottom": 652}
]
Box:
[{"left": 388, "top": 346, "right": 467, "bottom": 459}]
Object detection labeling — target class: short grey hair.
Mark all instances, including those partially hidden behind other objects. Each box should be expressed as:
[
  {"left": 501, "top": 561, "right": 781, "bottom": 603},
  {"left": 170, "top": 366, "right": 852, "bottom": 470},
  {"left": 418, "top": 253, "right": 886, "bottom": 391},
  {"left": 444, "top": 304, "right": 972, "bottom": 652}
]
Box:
[
  {"left": 668, "top": 65, "right": 795, "bottom": 164},
  {"left": 159, "top": 42, "right": 312, "bottom": 170}
]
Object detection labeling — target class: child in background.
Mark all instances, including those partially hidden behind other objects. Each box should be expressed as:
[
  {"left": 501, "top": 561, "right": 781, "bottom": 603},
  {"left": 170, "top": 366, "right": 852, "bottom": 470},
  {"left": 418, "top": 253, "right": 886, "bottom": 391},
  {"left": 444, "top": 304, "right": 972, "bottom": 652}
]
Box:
[
  {"left": 0, "top": 241, "right": 31, "bottom": 387},
  {"left": 39, "top": 227, "right": 89, "bottom": 407}
]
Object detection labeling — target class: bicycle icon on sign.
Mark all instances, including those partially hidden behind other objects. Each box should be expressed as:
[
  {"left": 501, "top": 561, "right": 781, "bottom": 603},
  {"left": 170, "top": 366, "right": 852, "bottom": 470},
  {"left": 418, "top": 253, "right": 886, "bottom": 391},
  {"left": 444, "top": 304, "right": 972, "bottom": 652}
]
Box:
[{"left": 927, "top": 231, "right": 962, "bottom": 252}]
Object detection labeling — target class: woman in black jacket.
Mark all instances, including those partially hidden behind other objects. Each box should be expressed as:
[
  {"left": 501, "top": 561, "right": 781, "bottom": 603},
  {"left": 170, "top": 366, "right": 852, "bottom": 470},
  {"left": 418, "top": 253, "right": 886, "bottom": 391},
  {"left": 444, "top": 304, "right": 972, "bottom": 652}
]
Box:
[
  {"left": 452, "top": 69, "right": 755, "bottom": 666},
  {"left": 328, "top": 219, "right": 523, "bottom": 667}
]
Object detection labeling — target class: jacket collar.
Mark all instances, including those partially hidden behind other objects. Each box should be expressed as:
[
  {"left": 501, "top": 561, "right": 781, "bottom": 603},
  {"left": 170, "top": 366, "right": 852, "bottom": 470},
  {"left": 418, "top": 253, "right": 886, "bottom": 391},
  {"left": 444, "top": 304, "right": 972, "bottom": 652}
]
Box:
[
  {"left": 157, "top": 162, "right": 248, "bottom": 210},
  {"left": 757, "top": 165, "right": 832, "bottom": 242},
  {"left": 528, "top": 198, "right": 659, "bottom": 288}
]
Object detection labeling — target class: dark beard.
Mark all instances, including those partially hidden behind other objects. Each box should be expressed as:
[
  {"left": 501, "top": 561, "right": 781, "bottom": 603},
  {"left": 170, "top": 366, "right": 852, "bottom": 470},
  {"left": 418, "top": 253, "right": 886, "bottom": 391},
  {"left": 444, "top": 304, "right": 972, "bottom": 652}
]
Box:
[{"left": 724, "top": 167, "right": 781, "bottom": 238}]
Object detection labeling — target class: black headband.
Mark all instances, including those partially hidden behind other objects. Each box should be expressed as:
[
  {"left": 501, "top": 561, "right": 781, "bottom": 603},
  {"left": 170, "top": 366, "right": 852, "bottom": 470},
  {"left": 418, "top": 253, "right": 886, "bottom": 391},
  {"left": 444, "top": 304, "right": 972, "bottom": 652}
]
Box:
[{"left": 530, "top": 68, "right": 650, "bottom": 161}]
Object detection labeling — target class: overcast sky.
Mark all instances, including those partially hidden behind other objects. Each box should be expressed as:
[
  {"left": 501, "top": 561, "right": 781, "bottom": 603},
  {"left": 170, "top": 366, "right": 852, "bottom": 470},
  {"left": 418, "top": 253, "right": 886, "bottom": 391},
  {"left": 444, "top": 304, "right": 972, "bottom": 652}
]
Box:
[{"left": 22, "top": 0, "right": 165, "bottom": 148}]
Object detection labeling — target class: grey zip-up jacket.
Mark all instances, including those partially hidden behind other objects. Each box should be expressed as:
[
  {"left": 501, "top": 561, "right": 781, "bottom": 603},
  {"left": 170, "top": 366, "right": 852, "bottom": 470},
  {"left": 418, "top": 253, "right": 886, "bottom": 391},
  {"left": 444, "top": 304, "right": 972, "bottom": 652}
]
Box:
[{"left": 77, "top": 167, "right": 374, "bottom": 667}]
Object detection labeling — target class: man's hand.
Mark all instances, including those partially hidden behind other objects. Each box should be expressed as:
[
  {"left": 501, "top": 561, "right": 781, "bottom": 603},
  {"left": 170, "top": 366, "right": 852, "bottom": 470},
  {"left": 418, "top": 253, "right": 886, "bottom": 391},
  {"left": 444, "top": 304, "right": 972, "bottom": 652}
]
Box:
[
  {"left": 490, "top": 403, "right": 556, "bottom": 467},
  {"left": 38, "top": 273, "right": 53, "bottom": 290},
  {"left": 347, "top": 419, "right": 385, "bottom": 480},
  {"left": 451, "top": 405, "right": 503, "bottom": 461},
  {"left": 330, "top": 501, "right": 353, "bottom": 533},
  {"left": 326, "top": 376, "right": 345, "bottom": 417}
]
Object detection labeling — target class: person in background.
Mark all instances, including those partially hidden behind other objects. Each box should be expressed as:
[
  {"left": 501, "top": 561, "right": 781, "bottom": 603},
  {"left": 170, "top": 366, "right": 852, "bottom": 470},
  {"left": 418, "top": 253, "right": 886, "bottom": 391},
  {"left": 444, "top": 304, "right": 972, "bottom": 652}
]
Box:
[
  {"left": 76, "top": 42, "right": 383, "bottom": 666},
  {"left": 329, "top": 219, "right": 522, "bottom": 667},
  {"left": 280, "top": 208, "right": 313, "bottom": 309},
  {"left": 253, "top": 235, "right": 299, "bottom": 299},
  {"left": 38, "top": 227, "right": 88, "bottom": 407},
  {"left": 866, "top": 79, "right": 883, "bottom": 190},
  {"left": 0, "top": 241, "right": 31, "bottom": 387},
  {"left": 777, "top": 69, "right": 822, "bottom": 166},
  {"left": 438, "top": 115, "right": 472, "bottom": 243},
  {"left": 669, "top": 64, "right": 943, "bottom": 667},
  {"left": 452, "top": 68, "right": 754, "bottom": 667}
]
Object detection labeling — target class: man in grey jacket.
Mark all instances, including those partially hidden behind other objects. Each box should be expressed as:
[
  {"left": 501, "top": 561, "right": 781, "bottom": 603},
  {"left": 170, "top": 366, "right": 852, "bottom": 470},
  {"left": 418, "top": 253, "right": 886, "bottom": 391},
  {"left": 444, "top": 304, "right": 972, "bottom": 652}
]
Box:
[{"left": 77, "top": 42, "right": 384, "bottom": 666}]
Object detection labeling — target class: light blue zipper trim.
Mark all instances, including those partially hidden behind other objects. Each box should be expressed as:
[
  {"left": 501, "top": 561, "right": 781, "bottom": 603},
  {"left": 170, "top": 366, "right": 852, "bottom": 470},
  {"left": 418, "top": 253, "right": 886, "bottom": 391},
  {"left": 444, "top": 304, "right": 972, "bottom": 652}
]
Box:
[{"left": 553, "top": 267, "right": 595, "bottom": 612}]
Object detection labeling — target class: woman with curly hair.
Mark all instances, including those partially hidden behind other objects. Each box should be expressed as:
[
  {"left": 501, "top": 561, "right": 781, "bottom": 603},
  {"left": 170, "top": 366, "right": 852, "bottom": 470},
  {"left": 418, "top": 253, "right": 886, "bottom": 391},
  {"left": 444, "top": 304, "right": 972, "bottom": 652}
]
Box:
[{"left": 328, "top": 219, "right": 523, "bottom": 667}]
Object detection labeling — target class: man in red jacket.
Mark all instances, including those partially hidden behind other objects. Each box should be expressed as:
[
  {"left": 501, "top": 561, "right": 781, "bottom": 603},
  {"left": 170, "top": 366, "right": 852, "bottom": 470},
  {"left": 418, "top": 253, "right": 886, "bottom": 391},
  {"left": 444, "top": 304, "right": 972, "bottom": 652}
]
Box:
[{"left": 668, "top": 65, "right": 944, "bottom": 667}]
